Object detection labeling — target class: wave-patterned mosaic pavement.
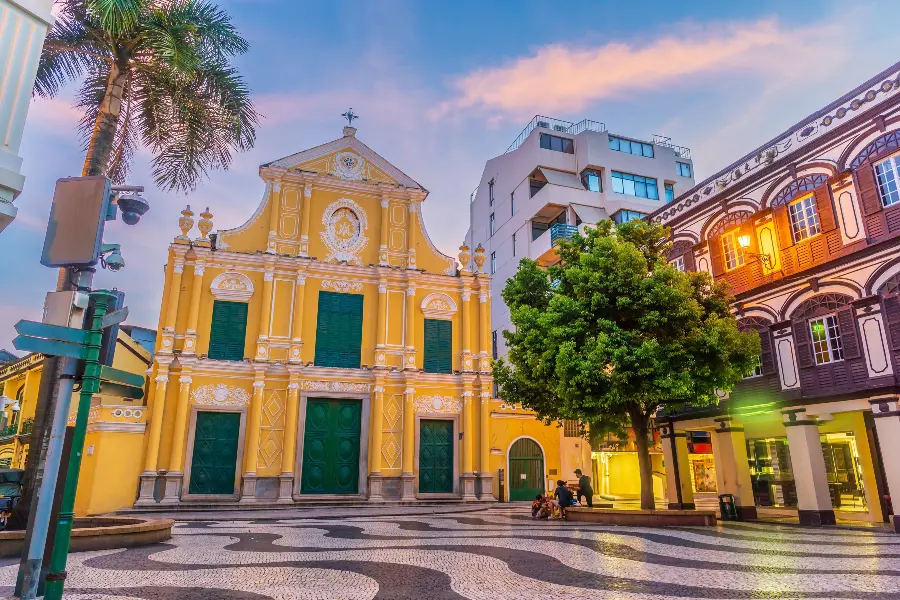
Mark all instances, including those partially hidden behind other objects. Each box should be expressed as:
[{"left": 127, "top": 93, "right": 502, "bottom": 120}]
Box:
[{"left": 2, "top": 507, "right": 899, "bottom": 599}]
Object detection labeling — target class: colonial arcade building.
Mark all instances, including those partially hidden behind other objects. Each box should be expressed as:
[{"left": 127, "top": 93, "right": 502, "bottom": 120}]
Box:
[
  {"left": 655, "top": 61, "right": 900, "bottom": 528},
  {"left": 136, "top": 125, "right": 498, "bottom": 505}
]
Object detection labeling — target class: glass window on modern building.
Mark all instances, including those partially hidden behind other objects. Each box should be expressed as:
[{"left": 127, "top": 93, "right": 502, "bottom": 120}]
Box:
[
  {"left": 491, "top": 330, "right": 498, "bottom": 360},
  {"left": 488, "top": 178, "right": 495, "bottom": 206},
  {"left": 676, "top": 161, "right": 692, "bottom": 177},
  {"left": 875, "top": 152, "right": 900, "bottom": 207},
  {"left": 788, "top": 194, "right": 821, "bottom": 242},
  {"left": 581, "top": 169, "right": 601, "bottom": 192},
  {"left": 611, "top": 171, "right": 659, "bottom": 200},
  {"left": 490, "top": 251, "right": 496, "bottom": 274},
  {"left": 722, "top": 231, "right": 745, "bottom": 270},
  {"left": 664, "top": 183, "right": 675, "bottom": 203},
  {"left": 511, "top": 191, "right": 515, "bottom": 215},
  {"left": 539, "top": 133, "right": 574, "bottom": 154},
  {"left": 809, "top": 315, "right": 843, "bottom": 364},
  {"left": 611, "top": 209, "right": 647, "bottom": 225},
  {"left": 512, "top": 232, "right": 516, "bottom": 257},
  {"left": 609, "top": 135, "right": 654, "bottom": 158},
  {"left": 490, "top": 212, "right": 495, "bottom": 236}
]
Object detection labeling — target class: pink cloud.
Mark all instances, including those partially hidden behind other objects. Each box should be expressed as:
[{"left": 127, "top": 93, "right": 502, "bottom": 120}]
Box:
[{"left": 434, "top": 19, "right": 842, "bottom": 119}]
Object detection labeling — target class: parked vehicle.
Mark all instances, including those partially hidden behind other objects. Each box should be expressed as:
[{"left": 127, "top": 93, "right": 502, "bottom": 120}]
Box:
[{"left": 0, "top": 469, "right": 24, "bottom": 530}]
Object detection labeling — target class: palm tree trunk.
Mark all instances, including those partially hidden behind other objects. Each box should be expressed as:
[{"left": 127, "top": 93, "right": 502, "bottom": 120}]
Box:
[
  {"left": 82, "top": 63, "right": 127, "bottom": 177},
  {"left": 628, "top": 404, "right": 656, "bottom": 510}
]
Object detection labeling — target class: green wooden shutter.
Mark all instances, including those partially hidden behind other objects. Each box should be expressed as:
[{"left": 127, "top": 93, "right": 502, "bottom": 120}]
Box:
[
  {"left": 424, "top": 319, "right": 452, "bottom": 374},
  {"left": 315, "top": 292, "right": 363, "bottom": 368},
  {"left": 208, "top": 301, "right": 248, "bottom": 361}
]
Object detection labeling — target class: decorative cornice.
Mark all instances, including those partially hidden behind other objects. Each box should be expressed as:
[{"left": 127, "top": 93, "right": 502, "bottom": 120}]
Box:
[
  {"left": 192, "top": 384, "right": 251, "bottom": 406},
  {"left": 321, "top": 279, "right": 364, "bottom": 293},
  {"left": 302, "top": 380, "right": 370, "bottom": 393}
]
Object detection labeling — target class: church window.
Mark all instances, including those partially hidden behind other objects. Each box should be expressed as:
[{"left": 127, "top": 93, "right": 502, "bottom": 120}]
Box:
[
  {"left": 423, "top": 319, "right": 452, "bottom": 374},
  {"left": 314, "top": 292, "right": 363, "bottom": 368},
  {"left": 208, "top": 300, "right": 248, "bottom": 361}
]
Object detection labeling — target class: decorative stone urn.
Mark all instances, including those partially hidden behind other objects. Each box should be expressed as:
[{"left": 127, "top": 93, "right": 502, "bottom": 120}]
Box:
[
  {"left": 197, "top": 207, "right": 214, "bottom": 241},
  {"left": 473, "top": 244, "right": 486, "bottom": 273},
  {"left": 178, "top": 205, "right": 194, "bottom": 240},
  {"left": 458, "top": 242, "right": 471, "bottom": 272}
]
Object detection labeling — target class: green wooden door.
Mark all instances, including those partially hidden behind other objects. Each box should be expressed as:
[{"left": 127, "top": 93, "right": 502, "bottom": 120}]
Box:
[
  {"left": 300, "top": 398, "right": 362, "bottom": 494},
  {"left": 419, "top": 419, "right": 454, "bottom": 493},
  {"left": 509, "top": 438, "right": 545, "bottom": 501},
  {"left": 188, "top": 411, "right": 241, "bottom": 495},
  {"left": 423, "top": 319, "right": 452, "bottom": 374},
  {"left": 314, "top": 292, "right": 363, "bottom": 368},
  {"left": 208, "top": 300, "right": 248, "bottom": 361}
]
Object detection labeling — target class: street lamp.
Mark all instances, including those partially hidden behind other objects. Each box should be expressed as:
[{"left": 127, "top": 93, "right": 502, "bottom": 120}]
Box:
[{"left": 737, "top": 234, "right": 773, "bottom": 269}]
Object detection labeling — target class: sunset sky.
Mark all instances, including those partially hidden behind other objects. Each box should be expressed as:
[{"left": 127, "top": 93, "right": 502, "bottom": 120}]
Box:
[{"left": 2, "top": 0, "right": 900, "bottom": 349}]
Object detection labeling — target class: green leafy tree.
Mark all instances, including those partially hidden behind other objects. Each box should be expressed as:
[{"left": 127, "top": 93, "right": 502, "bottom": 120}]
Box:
[
  {"left": 494, "top": 219, "right": 759, "bottom": 509},
  {"left": 34, "top": 0, "right": 258, "bottom": 189}
]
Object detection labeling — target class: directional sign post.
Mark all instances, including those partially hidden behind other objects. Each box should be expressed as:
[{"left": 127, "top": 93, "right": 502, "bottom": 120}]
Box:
[
  {"left": 99, "top": 365, "right": 145, "bottom": 400},
  {"left": 12, "top": 320, "right": 89, "bottom": 360}
]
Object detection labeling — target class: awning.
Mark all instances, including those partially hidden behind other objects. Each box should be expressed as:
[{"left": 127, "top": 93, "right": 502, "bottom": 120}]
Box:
[
  {"left": 571, "top": 204, "right": 608, "bottom": 224},
  {"left": 539, "top": 168, "right": 584, "bottom": 190}
]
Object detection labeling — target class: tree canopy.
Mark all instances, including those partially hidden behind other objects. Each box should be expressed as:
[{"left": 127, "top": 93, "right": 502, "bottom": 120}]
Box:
[
  {"left": 34, "top": 0, "right": 259, "bottom": 189},
  {"left": 493, "top": 219, "right": 759, "bottom": 508}
]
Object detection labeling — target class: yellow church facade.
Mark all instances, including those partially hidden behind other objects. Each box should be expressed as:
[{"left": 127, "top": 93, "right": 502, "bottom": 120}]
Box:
[{"left": 137, "top": 126, "right": 507, "bottom": 505}]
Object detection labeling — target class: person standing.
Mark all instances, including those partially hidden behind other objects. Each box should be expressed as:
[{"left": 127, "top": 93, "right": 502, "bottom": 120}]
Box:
[{"left": 574, "top": 469, "right": 593, "bottom": 508}]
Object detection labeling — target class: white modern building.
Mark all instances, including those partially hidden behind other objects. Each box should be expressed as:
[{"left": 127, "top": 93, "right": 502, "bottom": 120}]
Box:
[
  {"left": 466, "top": 116, "right": 696, "bottom": 361},
  {"left": 0, "top": 0, "right": 54, "bottom": 233}
]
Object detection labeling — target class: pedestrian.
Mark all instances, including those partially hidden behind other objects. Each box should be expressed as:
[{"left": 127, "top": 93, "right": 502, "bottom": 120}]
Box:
[
  {"left": 574, "top": 468, "right": 593, "bottom": 508},
  {"left": 551, "top": 479, "right": 575, "bottom": 519},
  {"left": 531, "top": 494, "right": 551, "bottom": 519}
]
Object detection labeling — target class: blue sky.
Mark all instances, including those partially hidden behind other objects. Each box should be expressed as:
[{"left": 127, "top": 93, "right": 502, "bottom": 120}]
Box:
[{"left": 2, "top": 0, "right": 900, "bottom": 349}]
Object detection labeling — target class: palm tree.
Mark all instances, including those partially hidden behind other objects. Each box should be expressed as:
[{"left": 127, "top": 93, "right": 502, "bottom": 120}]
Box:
[{"left": 34, "top": 0, "right": 258, "bottom": 189}]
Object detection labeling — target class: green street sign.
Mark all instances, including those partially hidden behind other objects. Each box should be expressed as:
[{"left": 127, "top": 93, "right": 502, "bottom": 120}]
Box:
[
  {"left": 100, "top": 366, "right": 144, "bottom": 388},
  {"left": 98, "top": 382, "right": 144, "bottom": 400},
  {"left": 14, "top": 319, "right": 88, "bottom": 345},
  {"left": 12, "top": 335, "right": 89, "bottom": 360}
]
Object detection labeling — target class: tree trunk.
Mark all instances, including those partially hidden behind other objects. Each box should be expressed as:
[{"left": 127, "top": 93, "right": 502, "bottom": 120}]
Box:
[
  {"left": 628, "top": 405, "right": 656, "bottom": 510},
  {"left": 82, "top": 62, "right": 127, "bottom": 177}
]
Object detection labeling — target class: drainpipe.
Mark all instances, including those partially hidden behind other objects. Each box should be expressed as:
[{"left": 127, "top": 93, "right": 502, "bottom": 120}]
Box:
[{"left": 668, "top": 418, "right": 683, "bottom": 508}]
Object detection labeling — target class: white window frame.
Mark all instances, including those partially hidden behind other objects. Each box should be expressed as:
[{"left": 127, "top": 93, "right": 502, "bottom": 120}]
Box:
[
  {"left": 788, "top": 194, "right": 821, "bottom": 243},
  {"left": 809, "top": 314, "right": 844, "bottom": 365},
  {"left": 721, "top": 231, "right": 745, "bottom": 271},
  {"left": 875, "top": 152, "right": 900, "bottom": 208},
  {"left": 745, "top": 354, "right": 762, "bottom": 378},
  {"left": 671, "top": 255, "right": 685, "bottom": 272},
  {"left": 490, "top": 251, "right": 496, "bottom": 274}
]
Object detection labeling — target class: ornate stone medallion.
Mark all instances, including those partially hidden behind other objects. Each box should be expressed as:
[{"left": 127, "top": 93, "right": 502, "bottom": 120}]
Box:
[
  {"left": 320, "top": 199, "right": 369, "bottom": 264},
  {"left": 331, "top": 151, "right": 365, "bottom": 180}
]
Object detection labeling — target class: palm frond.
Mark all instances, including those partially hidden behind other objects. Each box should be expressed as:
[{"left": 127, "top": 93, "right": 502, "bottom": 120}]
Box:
[
  {"left": 169, "top": 0, "right": 250, "bottom": 57},
  {"left": 107, "top": 92, "right": 138, "bottom": 183},
  {"left": 74, "top": 68, "right": 112, "bottom": 152},
  {"left": 33, "top": 6, "right": 110, "bottom": 97},
  {"left": 86, "top": 0, "right": 144, "bottom": 36}
]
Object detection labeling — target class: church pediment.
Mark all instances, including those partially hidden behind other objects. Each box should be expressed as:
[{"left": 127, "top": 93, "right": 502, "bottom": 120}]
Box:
[{"left": 264, "top": 132, "right": 423, "bottom": 189}]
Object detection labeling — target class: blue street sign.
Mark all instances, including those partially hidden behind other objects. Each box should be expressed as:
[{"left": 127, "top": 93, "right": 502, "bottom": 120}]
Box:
[
  {"left": 100, "top": 366, "right": 144, "bottom": 388},
  {"left": 12, "top": 335, "right": 89, "bottom": 360},
  {"left": 14, "top": 320, "right": 88, "bottom": 345}
]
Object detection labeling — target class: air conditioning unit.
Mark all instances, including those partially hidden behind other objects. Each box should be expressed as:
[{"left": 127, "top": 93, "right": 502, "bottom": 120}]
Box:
[
  {"left": 537, "top": 121, "right": 550, "bottom": 128},
  {"left": 553, "top": 125, "right": 568, "bottom": 132}
]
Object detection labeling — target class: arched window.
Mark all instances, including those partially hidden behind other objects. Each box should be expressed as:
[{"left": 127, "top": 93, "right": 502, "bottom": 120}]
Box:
[
  {"left": 849, "top": 131, "right": 900, "bottom": 170},
  {"left": 769, "top": 174, "right": 829, "bottom": 207},
  {"left": 789, "top": 294, "right": 860, "bottom": 369},
  {"left": 737, "top": 317, "right": 774, "bottom": 377}
]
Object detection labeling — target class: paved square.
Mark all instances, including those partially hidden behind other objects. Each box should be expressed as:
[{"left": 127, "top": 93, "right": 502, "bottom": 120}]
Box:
[{"left": 2, "top": 507, "right": 899, "bottom": 599}]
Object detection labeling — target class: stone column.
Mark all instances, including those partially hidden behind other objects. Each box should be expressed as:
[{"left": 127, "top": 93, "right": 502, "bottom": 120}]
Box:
[
  {"left": 279, "top": 370, "right": 301, "bottom": 503},
  {"left": 477, "top": 388, "right": 494, "bottom": 500},
  {"left": 289, "top": 270, "right": 307, "bottom": 363},
  {"left": 159, "top": 252, "right": 187, "bottom": 354},
  {"left": 240, "top": 370, "right": 267, "bottom": 502},
  {"left": 478, "top": 288, "right": 491, "bottom": 372},
  {"left": 161, "top": 361, "right": 195, "bottom": 504},
  {"left": 404, "top": 281, "right": 417, "bottom": 370},
  {"left": 400, "top": 380, "right": 416, "bottom": 500},
  {"left": 374, "top": 279, "right": 388, "bottom": 368},
  {"left": 182, "top": 260, "right": 205, "bottom": 355},
  {"left": 378, "top": 193, "right": 390, "bottom": 266},
  {"left": 460, "top": 374, "right": 476, "bottom": 500},
  {"left": 460, "top": 285, "right": 474, "bottom": 371},
  {"left": 135, "top": 358, "right": 173, "bottom": 505},
  {"left": 255, "top": 265, "right": 275, "bottom": 361},
  {"left": 660, "top": 425, "right": 695, "bottom": 510},
  {"left": 407, "top": 200, "right": 418, "bottom": 269},
  {"left": 870, "top": 396, "right": 900, "bottom": 532},
  {"left": 781, "top": 409, "right": 835, "bottom": 525},
  {"left": 368, "top": 373, "right": 386, "bottom": 501},
  {"left": 299, "top": 183, "right": 312, "bottom": 257},
  {"left": 0, "top": 0, "right": 53, "bottom": 230},
  {"left": 711, "top": 417, "right": 757, "bottom": 519},
  {"left": 266, "top": 181, "right": 282, "bottom": 254}
]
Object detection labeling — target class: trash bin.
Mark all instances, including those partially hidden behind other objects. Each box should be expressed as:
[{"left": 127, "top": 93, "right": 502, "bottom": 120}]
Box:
[{"left": 718, "top": 493, "right": 738, "bottom": 521}]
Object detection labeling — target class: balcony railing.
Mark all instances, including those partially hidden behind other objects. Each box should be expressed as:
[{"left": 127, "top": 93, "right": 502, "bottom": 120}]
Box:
[
  {"left": 0, "top": 424, "right": 17, "bottom": 439},
  {"left": 550, "top": 223, "right": 578, "bottom": 246},
  {"left": 652, "top": 134, "right": 691, "bottom": 160},
  {"left": 506, "top": 115, "right": 607, "bottom": 153}
]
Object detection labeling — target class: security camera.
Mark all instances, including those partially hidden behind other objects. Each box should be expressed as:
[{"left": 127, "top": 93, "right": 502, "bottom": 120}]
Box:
[
  {"left": 117, "top": 192, "right": 150, "bottom": 225},
  {"left": 100, "top": 243, "right": 125, "bottom": 272}
]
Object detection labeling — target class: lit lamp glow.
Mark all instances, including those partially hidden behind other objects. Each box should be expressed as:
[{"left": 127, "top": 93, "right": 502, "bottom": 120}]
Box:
[{"left": 735, "top": 233, "right": 773, "bottom": 269}]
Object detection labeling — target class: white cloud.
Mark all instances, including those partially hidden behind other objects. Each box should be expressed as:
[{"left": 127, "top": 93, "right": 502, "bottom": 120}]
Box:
[{"left": 434, "top": 19, "right": 844, "bottom": 120}]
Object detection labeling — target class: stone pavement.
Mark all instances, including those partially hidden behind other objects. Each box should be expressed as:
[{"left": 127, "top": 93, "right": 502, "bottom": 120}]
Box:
[{"left": 2, "top": 506, "right": 899, "bottom": 599}]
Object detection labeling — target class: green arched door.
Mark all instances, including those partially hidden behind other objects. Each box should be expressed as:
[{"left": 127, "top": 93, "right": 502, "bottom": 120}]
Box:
[{"left": 508, "top": 438, "right": 545, "bottom": 501}]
